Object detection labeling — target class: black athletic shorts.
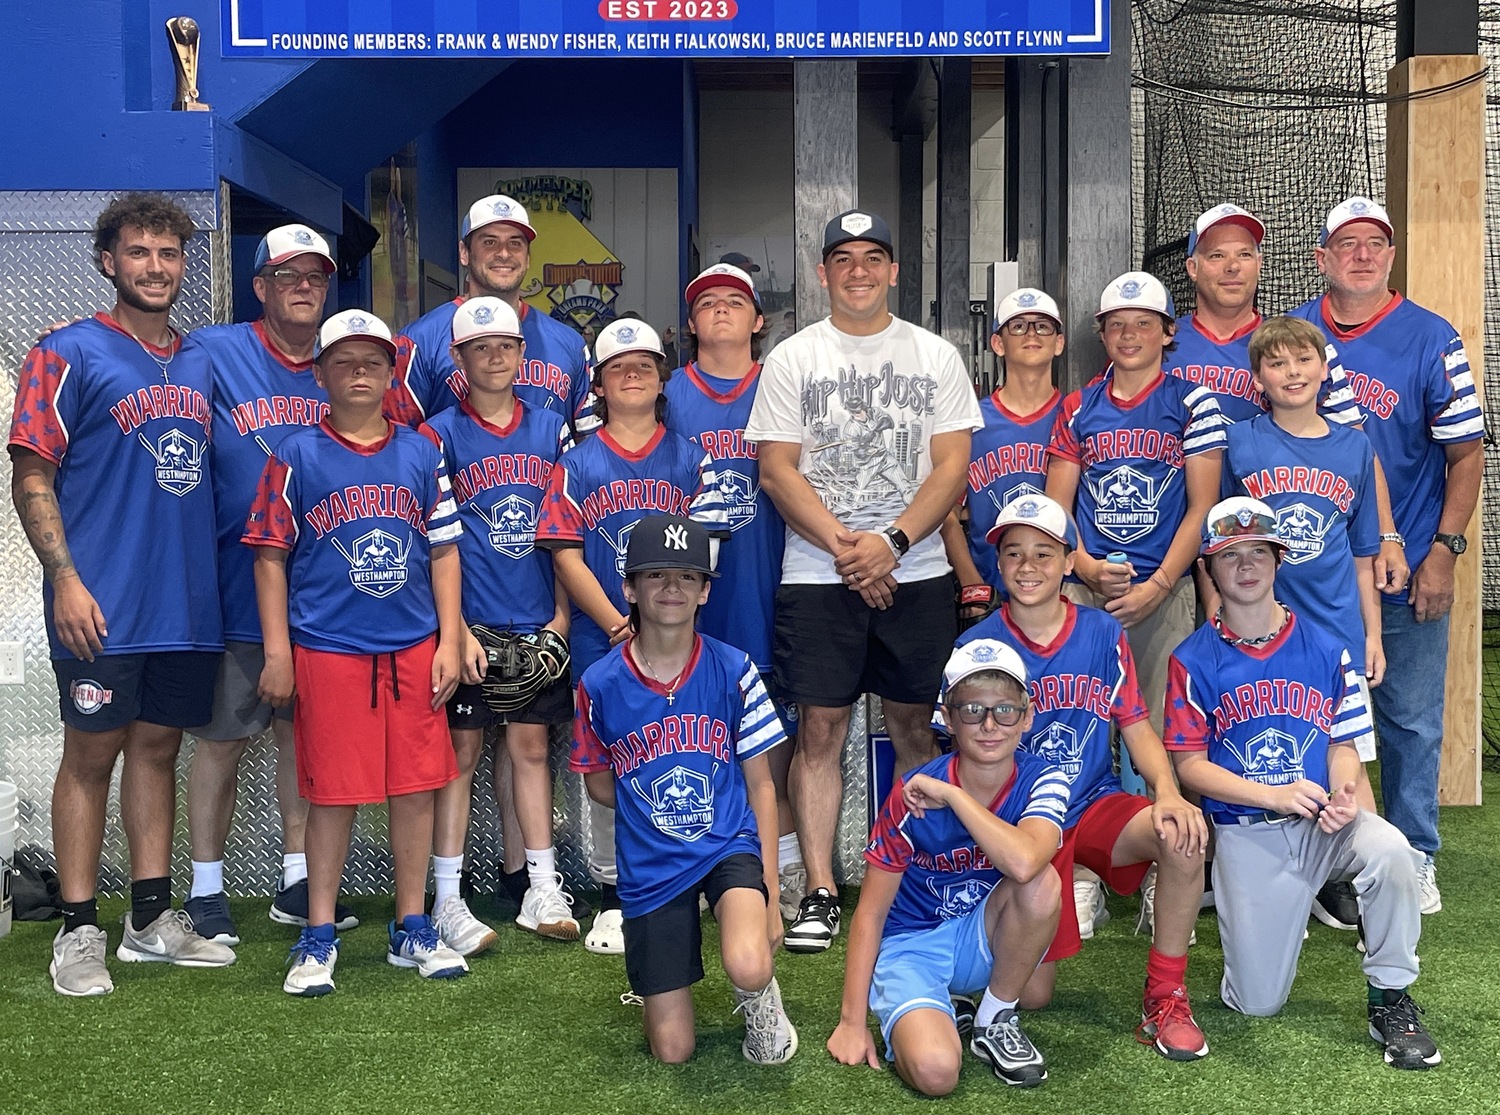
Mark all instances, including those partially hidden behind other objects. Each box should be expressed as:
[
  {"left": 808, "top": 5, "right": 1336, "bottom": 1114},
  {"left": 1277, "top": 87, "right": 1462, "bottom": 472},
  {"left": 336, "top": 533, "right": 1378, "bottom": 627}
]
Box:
[
  {"left": 53, "top": 651, "right": 220, "bottom": 733},
  {"left": 446, "top": 671, "right": 574, "bottom": 729},
  {"left": 773, "top": 575, "right": 956, "bottom": 707},
  {"left": 623, "top": 852, "right": 768, "bottom": 998}
]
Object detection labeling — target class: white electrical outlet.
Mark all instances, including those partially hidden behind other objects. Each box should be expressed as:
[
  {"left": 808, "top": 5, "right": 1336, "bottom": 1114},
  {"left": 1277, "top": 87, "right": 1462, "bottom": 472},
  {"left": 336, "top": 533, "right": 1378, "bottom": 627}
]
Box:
[{"left": 0, "top": 642, "right": 24, "bottom": 685}]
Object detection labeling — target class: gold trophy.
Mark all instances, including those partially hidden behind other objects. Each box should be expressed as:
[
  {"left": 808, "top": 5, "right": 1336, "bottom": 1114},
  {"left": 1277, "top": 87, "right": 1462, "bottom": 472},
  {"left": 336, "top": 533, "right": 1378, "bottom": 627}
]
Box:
[{"left": 166, "top": 16, "right": 211, "bottom": 112}]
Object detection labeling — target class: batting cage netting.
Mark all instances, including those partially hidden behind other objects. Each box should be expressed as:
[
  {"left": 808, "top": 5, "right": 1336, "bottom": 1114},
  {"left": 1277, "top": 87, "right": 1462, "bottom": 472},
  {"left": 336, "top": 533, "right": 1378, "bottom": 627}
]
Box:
[{"left": 1131, "top": 1, "right": 1500, "bottom": 772}]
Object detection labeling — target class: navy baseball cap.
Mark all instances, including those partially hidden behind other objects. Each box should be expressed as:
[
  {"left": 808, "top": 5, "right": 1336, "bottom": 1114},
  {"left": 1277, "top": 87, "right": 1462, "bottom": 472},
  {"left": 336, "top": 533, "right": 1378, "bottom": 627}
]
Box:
[
  {"left": 623, "top": 515, "right": 718, "bottom": 577},
  {"left": 822, "top": 210, "right": 894, "bottom": 259},
  {"left": 718, "top": 251, "right": 761, "bottom": 272}
]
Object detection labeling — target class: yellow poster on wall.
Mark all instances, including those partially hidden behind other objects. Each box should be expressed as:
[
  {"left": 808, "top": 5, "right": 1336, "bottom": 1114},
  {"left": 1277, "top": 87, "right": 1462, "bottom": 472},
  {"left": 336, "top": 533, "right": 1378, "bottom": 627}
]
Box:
[{"left": 496, "top": 175, "right": 621, "bottom": 331}]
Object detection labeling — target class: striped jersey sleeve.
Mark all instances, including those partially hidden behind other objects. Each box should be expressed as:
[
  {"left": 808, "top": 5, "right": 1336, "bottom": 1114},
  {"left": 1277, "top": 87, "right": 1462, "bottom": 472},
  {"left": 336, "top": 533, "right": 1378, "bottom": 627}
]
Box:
[
  {"left": 1180, "top": 384, "right": 1228, "bottom": 456},
  {"left": 1330, "top": 647, "right": 1375, "bottom": 752},
  {"left": 1429, "top": 333, "right": 1485, "bottom": 443},
  {"left": 688, "top": 449, "right": 731, "bottom": 535},
  {"left": 425, "top": 454, "right": 463, "bottom": 546},
  {"left": 736, "top": 658, "right": 788, "bottom": 760},
  {"left": 1319, "top": 340, "right": 1365, "bottom": 428},
  {"left": 1020, "top": 766, "right": 1071, "bottom": 835}
]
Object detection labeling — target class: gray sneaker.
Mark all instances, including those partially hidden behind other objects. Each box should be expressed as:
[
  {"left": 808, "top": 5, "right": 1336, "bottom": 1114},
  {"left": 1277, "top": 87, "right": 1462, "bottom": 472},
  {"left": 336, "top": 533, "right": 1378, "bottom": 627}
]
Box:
[
  {"left": 116, "top": 908, "right": 237, "bottom": 967},
  {"left": 1418, "top": 858, "right": 1442, "bottom": 915},
  {"left": 735, "top": 977, "right": 798, "bottom": 1065},
  {"left": 50, "top": 924, "right": 114, "bottom": 997},
  {"left": 778, "top": 863, "right": 807, "bottom": 923}
]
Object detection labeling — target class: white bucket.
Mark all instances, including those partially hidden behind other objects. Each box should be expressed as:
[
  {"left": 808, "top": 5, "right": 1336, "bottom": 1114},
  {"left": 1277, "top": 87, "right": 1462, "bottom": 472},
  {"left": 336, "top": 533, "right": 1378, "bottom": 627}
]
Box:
[{"left": 0, "top": 781, "right": 17, "bottom": 939}]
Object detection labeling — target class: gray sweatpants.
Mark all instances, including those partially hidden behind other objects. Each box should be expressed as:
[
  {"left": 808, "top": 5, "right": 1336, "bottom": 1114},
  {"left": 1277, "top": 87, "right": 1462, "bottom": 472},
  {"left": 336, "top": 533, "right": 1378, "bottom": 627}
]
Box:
[{"left": 1214, "top": 810, "right": 1422, "bottom": 1017}]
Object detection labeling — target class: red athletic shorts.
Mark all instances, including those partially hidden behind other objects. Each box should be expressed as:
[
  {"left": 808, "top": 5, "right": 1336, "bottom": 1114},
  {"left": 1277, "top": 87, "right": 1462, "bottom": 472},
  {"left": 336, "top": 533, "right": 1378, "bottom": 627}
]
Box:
[
  {"left": 1043, "top": 790, "right": 1154, "bottom": 963},
  {"left": 292, "top": 635, "right": 458, "bottom": 805}
]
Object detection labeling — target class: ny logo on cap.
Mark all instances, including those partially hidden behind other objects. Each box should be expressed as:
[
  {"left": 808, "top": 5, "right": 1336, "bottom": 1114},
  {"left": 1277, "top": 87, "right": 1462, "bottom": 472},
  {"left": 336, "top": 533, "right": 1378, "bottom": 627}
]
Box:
[
  {"left": 346, "top": 315, "right": 368, "bottom": 331},
  {"left": 616, "top": 325, "right": 637, "bottom": 344},
  {"left": 663, "top": 524, "right": 689, "bottom": 550},
  {"left": 970, "top": 644, "right": 998, "bottom": 663},
  {"left": 472, "top": 305, "right": 495, "bottom": 325},
  {"left": 841, "top": 212, "right": 873, "bottom": 236},
  {"left": 294, "top": 229, "right": 314, "bottom": 245},
  {"left": 1016, "top": 498, "right": 1041, "bottom": 518},
  {"left": 1348, "top": 200, "right": 1369, "bottom": 215},
  {"left": 1119, "top": 280, "right": 1143, "bottom": 300}
]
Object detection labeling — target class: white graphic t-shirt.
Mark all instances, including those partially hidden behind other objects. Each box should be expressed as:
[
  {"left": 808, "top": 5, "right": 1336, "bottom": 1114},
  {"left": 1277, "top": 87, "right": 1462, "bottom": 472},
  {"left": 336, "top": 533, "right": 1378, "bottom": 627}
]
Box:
[{"left": 745, "top": 315, "right": 982, "bottom": 584}]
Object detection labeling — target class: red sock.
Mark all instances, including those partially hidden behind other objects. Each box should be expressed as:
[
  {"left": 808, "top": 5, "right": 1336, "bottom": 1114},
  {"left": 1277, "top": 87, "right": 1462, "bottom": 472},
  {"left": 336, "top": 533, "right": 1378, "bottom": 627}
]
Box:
[{"left": 1145, "top": 947, "right": 1188, "bottom": 1001}]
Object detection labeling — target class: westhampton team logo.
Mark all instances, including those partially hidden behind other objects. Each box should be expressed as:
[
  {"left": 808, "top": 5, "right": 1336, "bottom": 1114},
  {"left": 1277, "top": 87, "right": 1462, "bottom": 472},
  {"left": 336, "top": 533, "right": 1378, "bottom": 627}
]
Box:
[
  {"left": 332, "top": 528, "right": 411, "bottom": 598},
  {"left": 70, "top": 679, "right": 114, "bottom": 715},
  {"left": 471, "top": 304, "right": 496, "bottom": 326},
  {"left": 1227, "top": 726, "right": 1318, "bottom": 786},
  {"left": 719, "top": 469, "right": 759, "bottom": 531},
  {"left": 988, "top": 480, "right": 1042, "bottom": 513},
  {"left": 346, "top": 315, "right": 369, "bottom": 332},
  {"left": 636, "top": 766, "right": 714, "bottom": 841},
  {"left": 968, "top": 643, "right": 1000, "bottom": 664},
  {"left": 1276, "top": 504, "right": 1331, "bottom": 565},
  {"left": 615, "top": 325, "right": 637, "bottom": 344},
  {"left": 1091, "top": 465, "right": 1168, "bottom": 544},
  {"left": 925, "top": 876, "right": 992, "bottom": 920},
  {"left": 609, "top": 519, "right": 640, "bottom": 578},
  {"left": 477, "top": 494, "right": 537, "bottom": 558},
  {"left": 138, "top": 428, "right": 204, "bottom": 496},
  {"left": 1118, "top": 279, "right": 1144, "bottom": 300},
  {"left": 1015, "top": 291, "right": 1039, "bottom": 309},
  {"left": 1029, "top": 721, "right": 1095, "bottom": 780}
]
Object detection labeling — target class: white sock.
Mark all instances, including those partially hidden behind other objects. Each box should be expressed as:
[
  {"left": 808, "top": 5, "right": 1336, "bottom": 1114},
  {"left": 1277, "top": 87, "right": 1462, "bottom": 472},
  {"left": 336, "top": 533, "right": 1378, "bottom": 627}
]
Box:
[
  {"left": 525, "top": 847, "right": 557, "bottom": 890},
  {"left": 975, "top": 989, "right": 1018, "bottom": 1029},
  {"left": 282, "top": 853, "right": 308, "bottom": 890},
  {"left": 190, "top": 859, "right": 224, "bottom": 899},
  {"left": 433, "top": 854, "right": 464, "bottom": 907},
  {"left": 777, "top": 833, "right": 802, "bottom": 870}
]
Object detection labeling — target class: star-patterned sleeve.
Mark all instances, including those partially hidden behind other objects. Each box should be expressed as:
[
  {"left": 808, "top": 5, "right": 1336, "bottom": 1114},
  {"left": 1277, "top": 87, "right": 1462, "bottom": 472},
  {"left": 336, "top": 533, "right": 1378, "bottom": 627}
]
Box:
[
  {"left": 8, "top": 347, "right": 74, "bottom": 464},
  {"left": 1111, "top": 632, "right": 1151, "bottom": 728},
  {"left": 536, "top": 457, "right": 586, "bottom": 546},
  {"left": 862, "top": 778, "right": 915, "bottom": 874},
  {"left": 382, "top": 335, "right": 428, "bottom": 428},
  {"left": 568, "top": 681, "right": 611, "bottom": 773},
  {"left": 242, "top": 455, "right": 298, "bottom": 550},
  {"left": 1163, "top": 655, "right": 1211, "bottom": 752}
]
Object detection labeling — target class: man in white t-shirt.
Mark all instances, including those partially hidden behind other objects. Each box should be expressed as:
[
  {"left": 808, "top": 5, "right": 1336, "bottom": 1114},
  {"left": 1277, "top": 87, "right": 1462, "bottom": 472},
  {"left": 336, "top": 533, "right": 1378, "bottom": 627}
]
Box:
[{"left": 746, "top": 209, "right": 983, "bottom": 953}]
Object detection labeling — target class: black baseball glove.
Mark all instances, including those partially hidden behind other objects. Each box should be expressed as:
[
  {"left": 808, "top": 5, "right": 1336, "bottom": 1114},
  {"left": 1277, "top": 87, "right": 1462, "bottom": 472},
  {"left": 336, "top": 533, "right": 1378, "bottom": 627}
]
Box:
[{"left": 469, "top": 625, "right": 571, "bottom": 714}]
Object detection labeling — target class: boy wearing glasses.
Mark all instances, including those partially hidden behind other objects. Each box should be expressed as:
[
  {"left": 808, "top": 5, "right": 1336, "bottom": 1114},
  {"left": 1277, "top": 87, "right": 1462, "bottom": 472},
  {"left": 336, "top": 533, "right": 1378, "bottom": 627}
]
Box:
[
  {"left": 828, "top": 639, "right": 1069, "bottom": 1094},
  {"left": 959, "top": 494, "right": 1209, "bottom": 1060},
  {"left": 1165, "top": 498, "right": 1438, "bottom": 1070}
]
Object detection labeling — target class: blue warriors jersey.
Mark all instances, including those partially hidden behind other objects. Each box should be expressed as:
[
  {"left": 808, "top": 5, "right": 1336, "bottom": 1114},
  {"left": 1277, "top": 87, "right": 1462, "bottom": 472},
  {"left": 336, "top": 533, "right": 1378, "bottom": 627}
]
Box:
[
  {"left": 958, "top": 599, "right": 1150, "bottom": 827},
  {"left": 536, "top": 425, "right": 729, "bottom": 677},
  {"left": 9, "top": 314, "right": 222, "bottom": 658},
  {"left": 570, "top": 634, "right": 786, "bottom": 917},
  {"left": 864, "top": 751, "right": 1070, "bottom": 938},
  {"left": 1048, "top": 369, "right": 1226, "bottom": 579},
  {"left": 243, "top": 420, "right": 463, "bottom": 655},
  {"left": 1166, "top": 314, "right": 1362, "bottom": 427},
  {"left": 393, "top": 298, "right": 594, "bottom": 435},
  {"left": 965, "top": 389, "right": 1059, "bottom": 589},
  {"left": 1289, "top": 294, "right": 1485, "bottom": 572},
  {"left": 426, "top": 400, "right": 573, "bottom": 632},
  {"left": 1225, "top": 415, "right": 1379, "bottom": 673},
  {"left": 664, "top": 363, "right": 785, "bottom": 671},
  {"left": 188, "top": 321, "right": 330, "bottom": 641},
  {"left": 1164, "top": 612, "right": 1374, "bottom": 821}
]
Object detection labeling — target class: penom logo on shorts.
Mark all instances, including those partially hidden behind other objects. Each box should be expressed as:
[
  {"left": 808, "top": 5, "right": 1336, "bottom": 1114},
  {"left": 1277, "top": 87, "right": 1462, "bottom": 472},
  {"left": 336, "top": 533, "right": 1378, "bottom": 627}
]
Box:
[{"left": 70, "top": 679, "right": 114, "bottom": 715}]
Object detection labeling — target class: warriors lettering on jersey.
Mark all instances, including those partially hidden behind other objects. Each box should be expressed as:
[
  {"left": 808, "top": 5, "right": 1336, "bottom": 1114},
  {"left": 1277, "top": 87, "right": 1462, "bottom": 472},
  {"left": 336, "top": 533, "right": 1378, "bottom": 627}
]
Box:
[
  {"left": 581, "top": 477, "right": 699, "bottom": 530},
  {"left": 911, "top": 844, "right": 994, "bottom": 875},
  {"left": 229, "top": 394, "right": 329, "bottom": 436},
  {"left": 450, "top": 453, "right": 555, "bottom": 502},
  {"left": 108, "top": 383, "right": 211, "bottom": 436},
  {"left": 109, "top": 383, "right": 211, "bottom": 497},
  {"left": 304, "top": 484, "right": 428, "bottom": 540},
  {"left": 1213, "top": 678, "right": 1337, "bottom": 736},
  {"left": 1239, "top": 466, "right": 1356, "bottom": 514},
  {"left": 800, "top": 361, "right": 938, "bottom": 423},
  {"left": 1082, "top": 428, "right": 1184, "bottom": 468},
  {"left": 609, "top": 714, "right": 735, "bottom": 775},
  {"left": 969, "top": 441, "right": 1049, "bottom": 493}
]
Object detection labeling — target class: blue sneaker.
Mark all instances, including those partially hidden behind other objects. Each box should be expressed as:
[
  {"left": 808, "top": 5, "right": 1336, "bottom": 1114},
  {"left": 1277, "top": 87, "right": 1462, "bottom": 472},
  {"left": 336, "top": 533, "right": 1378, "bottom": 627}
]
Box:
[
  {"left": 387, "top": 915, "right": 469, "bottom": 979},
  {"left": 269, "top": 878, "right": 360, "bottom": 931},
  {"left": 284, "top": 926, "right": 338, "bottom": 997},
  {"left": 185, "top": 891, "right": 240, "bottom": 947}
]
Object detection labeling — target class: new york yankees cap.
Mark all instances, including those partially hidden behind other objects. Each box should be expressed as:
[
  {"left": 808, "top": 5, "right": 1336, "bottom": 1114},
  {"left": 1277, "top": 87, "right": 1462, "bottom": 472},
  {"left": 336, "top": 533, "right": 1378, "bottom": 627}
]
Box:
[
  {"left": 623, "top": 514, "right": 719, "bottom": 577},
  {"left": 939, "top": 640, "right": 1028, "bottom": 704},
  {"left": 1319, "top": 196, "right": 1393, "bottom": 246},
  {"left": 993, "top": 287, "right": 1062, "bottom": 333},
  {"left": 451, "top": 296, "right": 523, "bottom": 345},
  {"left": 1097, "top": 271, "right": 1175, "bottom": 319},
  {"left": 821, "top": 209, "right": 894, "bottom": 259},
  {"left": 461, "top": 194, "right": 537, "bottom": 242},
  {"left": 1202, "top": 496, "right": 1285, "bottom": 557},
  {"left": 1187, "top": 203, "right": 1265, "bottom": 257},
  {"left": 254, "top": 224, "right": 336, "bottom": 273},
  {"left": 986, "top": 493, "right": 1079, "bottom": 550},
  {"left": 316, "top": 309, "right": 397, "bottom": 359},
  {"left": 685, "top": 263, "right": 760, "bottom": 310},
  {"left": 594, "top": 318, "right": 665, "bottom": 365}
]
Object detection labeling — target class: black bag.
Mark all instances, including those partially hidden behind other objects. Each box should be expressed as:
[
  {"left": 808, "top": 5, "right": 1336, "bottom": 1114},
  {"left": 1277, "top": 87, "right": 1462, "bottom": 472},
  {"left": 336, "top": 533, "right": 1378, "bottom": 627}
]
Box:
[{"left": 10, "top": 845, "right": 62, "bottom": 921}]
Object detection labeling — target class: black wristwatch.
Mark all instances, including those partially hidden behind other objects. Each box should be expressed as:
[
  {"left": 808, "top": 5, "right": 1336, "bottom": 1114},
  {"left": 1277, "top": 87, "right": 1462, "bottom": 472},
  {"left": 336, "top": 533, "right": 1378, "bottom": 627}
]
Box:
[
  {"left": 1432, "top": 532, "right": 1468, "bottom": 556},
  {"left": 883, "top": 526, "right": 911, "bottom": 557}
]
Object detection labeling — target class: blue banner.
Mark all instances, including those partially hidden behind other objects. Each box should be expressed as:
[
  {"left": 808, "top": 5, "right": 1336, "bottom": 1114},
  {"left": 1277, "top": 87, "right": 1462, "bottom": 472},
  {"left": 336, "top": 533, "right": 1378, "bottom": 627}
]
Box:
[{"left": 223, "top": 0, "right": 1110, "bottom": 58}]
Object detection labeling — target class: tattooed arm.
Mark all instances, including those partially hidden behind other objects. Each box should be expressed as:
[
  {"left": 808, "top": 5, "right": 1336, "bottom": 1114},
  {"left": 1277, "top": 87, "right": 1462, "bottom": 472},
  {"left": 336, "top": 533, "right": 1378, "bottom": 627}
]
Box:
[{"left": 10, "top": 448, "right": 107, "bottom": 660}]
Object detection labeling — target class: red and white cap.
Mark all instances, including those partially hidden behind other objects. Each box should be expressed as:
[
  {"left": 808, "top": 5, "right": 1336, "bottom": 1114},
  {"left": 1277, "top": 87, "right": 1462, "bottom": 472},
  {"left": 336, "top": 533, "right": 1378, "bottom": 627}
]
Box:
[
  {"left": 685, "top": 263, "right": 759, "bottom": 309},
  {"left": 452, "top": 297, "right": 522, "bottom": 345},
  {"left": 461, "top": 194, "right": 536, "bottom": 242},
  {"left": 594, "top": 318, "right": 665, "bottom": 365},
  {"left": 1320, "top": 196, "right": 1393, "bottom": 246},
  {"left": 1187, "top": 203, "right": 1265, "bottom": 256},
  {"left": 1202, "top": 496, "right": 1285, "bottom": 557},
  {"left": 1097, "top": 271, "right": 1175, "bottom": 319},
  {"left": 254, "top": 224, "right": 335, "bottom": 273},
  {"left": 316, "top": 309, "right": 397, "bottom": 358}
]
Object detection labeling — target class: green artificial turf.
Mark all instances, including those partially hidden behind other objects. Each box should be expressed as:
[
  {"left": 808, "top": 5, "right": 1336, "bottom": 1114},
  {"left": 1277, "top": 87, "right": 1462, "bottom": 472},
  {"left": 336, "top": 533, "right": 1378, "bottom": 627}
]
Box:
[{"left": 2, "top": 777, "right": 1496, "bottom": 1114}]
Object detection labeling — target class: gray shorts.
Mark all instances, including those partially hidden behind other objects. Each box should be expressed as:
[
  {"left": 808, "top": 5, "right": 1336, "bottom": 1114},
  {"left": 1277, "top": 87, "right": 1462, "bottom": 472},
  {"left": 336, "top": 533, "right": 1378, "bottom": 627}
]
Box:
[{"left": 190, "top": 640, "right": 294, "bottom": 742}]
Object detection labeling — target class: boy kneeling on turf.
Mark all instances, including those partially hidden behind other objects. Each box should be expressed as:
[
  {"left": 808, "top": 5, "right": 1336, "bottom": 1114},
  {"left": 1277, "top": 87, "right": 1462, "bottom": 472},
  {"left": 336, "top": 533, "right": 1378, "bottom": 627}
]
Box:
[
  {"left": 247, "top": 310, "right": 471, "bottom": 996},
  {"left": 828, "top": 640, "right": 1068, "bottom": 1094},
  {"left": 570, "top": 514, "right": 796, "bottom": 1065},
  {"left": 1165, "top": 497, "right": 1439, "bottom": 1070}
]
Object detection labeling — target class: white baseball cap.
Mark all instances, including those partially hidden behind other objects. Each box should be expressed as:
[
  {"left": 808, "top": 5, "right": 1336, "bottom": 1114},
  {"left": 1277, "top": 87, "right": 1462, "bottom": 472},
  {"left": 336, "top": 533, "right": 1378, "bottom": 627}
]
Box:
[
  {"left": 461, "top": 194, "right": 537, "bottom": 242},
  {"left": 254, "top": 224, "right": 335, "bottom": 273},
  {"left": 594, "top": 318, "right": 665, "bottom": 365},
  {"left": 1202, "top": 496, "right": 1285, "bottom": 557},
  {"left": 1187, "top": 203, "right": 1265, "bottom": 256},
  {"left": 685, "top": 263, "right": 760, "bottom": 309},
  {"left": 993, "top": 288, "right": 1062, "bottom": 333},
  {"left": 451, "top": 297, "right": 522, "bottom": 345},
  {"left": 1097, "top": 271, "right": 1175, "bottom": 319},
  {"left": 1320, "top": 196, "right": 1394, "bottom": 246},
  {"left": 316, "top": 309, "right": 397, "bottom": 359},
  {"left": 985, "top": 493, "right": 1079, "bottom": 549},
  {"left": 939, "top": 640, "right": 1028, "bottom": 705}
]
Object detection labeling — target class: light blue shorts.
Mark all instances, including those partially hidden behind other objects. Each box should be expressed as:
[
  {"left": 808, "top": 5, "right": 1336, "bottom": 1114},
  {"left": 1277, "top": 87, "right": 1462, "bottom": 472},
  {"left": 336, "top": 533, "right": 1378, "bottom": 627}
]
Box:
[{"left": 869, "top": 898, "right": 994, "bottom": 1057}]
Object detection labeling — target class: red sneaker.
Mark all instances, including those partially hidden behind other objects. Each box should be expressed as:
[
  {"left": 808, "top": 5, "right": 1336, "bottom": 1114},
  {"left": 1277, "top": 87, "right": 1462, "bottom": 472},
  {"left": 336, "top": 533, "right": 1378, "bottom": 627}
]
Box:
[{"left": 1139, "top": 985, "right": 1209, "bottom": 1061}]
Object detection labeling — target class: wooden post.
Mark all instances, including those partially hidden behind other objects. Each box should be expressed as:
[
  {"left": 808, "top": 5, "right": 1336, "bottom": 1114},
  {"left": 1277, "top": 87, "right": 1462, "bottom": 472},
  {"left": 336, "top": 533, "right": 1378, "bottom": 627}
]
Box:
[
  {"left": 1386, "top": 54, "right": 1486, "bottom": 806},
  {"left": 793, "top": 61, "right": 858, "bottom": 332}
]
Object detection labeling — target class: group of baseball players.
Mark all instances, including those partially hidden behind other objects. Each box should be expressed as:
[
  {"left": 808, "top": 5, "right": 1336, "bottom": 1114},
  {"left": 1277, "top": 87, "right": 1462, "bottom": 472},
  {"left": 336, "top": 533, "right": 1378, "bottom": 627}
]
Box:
[{"left": 7, "top": 188, "right": 1478, "bottom": 1085}]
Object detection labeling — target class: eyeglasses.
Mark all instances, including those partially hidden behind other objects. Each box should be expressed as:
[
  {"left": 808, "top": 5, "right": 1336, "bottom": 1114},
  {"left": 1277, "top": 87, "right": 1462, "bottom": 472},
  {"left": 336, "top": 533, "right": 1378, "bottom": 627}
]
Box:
[
  {"left": 267, "top": 268, "right": 331, "bottom": 289},
  {"left": 949, "top": 701, "right": 1026, "bottom": 727},
  {"left": 1002, "top": 318, "right": 1059, "bottom": 337},
  {"left": 1206, "top": 511, "right": 1279, "bottom": 544}
]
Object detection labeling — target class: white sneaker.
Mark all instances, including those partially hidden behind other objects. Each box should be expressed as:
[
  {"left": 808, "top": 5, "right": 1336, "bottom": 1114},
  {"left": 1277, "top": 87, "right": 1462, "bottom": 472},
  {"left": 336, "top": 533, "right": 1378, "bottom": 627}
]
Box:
[
  {"left": 517, "top": 877, "right": 581, "bottom": 941},
  {"left": 586, "top": 908, "right": 626, "bottom": 955},
  {"left": 50, "top": 924, "right": 113, "bottom": 997},
  {"left": 1134, "top": 865, "right": 1196, "bottom": 946},
  {"left": 1418, "top": 858, "right": 1441, "bottom": 915},
  {"left": 387, "top": 915, "right": 470, "bottom": 978},
  {"left": 778, "top": 862, "right": 807, "bottom": 923},
  {"left": 1074, "top": 869, "right": 1108, "bottom": 940},
  {"left": 283, "top": 929, "right": 338, "bottom": 997},
  {"left": 735, "top": 977, "right": 798, "bottom": 1065},
  {"left": 432, "top": 895, "right": 498, "bottom": 957},
  {"left": 117, "top": 909, "right": 237, "bottom": 967}
]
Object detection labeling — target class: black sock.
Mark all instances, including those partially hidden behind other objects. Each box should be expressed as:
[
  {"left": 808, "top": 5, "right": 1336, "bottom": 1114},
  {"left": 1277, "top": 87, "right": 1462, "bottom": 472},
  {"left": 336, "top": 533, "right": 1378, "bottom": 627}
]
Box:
[
  {"left": 61, "top": 897, "right": 99, "bottom": 934},
  {"left": 601, "top": 883, "right": 620, "bottom": 911},
  {"left": 130, "top": 877, "right": 172, "bottom": 928},
  {"left": 500, "top": 868, "right": 528, "bottom": 903}
]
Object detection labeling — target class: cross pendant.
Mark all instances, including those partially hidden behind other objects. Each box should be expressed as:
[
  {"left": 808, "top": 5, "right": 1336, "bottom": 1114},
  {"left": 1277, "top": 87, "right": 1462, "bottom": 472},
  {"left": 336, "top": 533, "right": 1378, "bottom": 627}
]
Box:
[{"left": 666, "top": 691, "right": 675, "bottom": 706}]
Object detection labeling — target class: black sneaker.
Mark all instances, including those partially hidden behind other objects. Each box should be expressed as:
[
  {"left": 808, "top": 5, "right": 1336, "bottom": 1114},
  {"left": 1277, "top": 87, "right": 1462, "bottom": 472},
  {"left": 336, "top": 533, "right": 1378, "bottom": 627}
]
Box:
[
  {"left": 951, "top": 995, "right": 977, "bottom": 1040},
  {"left": 1311, "top": 880, "right": 1359, "bottom": 931},
  {"left": 184, "top": 891, "right": 240, "bottom": 947},
  {"left": 784, "top": 888, "right": 840, "bottom": 953},
  {"left": 1369, "top": 990, "right": 1441, "bottom": 1070},
  {"left": 269, "top": 878, "right": 360, "bottom": 931},
  {"left": 970, "top": 1008, "right": 1047, "bottom": 1087}
]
